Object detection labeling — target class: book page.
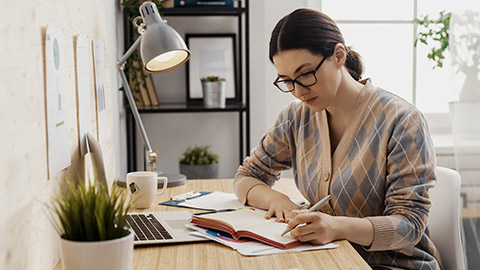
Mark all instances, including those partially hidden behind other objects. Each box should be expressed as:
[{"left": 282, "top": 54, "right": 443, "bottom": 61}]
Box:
[
  {"left": 197, "top": 208, "right": 296, "bottom": 245},
  {"left": 246, "top": 221, "right": 296, "bottom": 245}
]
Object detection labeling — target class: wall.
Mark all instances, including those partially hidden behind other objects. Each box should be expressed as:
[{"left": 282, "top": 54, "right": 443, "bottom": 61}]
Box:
[
  {"left": 247, "top": 0, "right": 316, "bottom": 178},
  {"left": 0, "top": 0, "right": 118, "bottom": 269}
]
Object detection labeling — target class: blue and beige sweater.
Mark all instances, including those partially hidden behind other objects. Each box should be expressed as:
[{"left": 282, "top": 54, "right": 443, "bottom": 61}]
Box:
[{"left": 234, "top": 81, "right": 441, "bottom": 269}]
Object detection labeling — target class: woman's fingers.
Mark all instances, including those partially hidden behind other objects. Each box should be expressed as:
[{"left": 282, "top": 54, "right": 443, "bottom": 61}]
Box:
[
  {"left": 293, "top": 231, "right": 318, "bottom": 243},
  {"left": 286, "top": 209, "right": 306, "bottom": 222},
  {"left": 265, "top": 207, "right": 275, "bottom": 219},
  {"left": 275, "top": 209, "right": 285, "bottom": 222}
]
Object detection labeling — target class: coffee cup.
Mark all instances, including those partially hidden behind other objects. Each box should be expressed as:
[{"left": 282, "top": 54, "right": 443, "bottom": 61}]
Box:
[{"left": 126, "top": 171, "right": 168, "bottom": 209}]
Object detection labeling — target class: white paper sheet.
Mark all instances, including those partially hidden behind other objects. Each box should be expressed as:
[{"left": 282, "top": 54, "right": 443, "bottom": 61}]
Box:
[
  {"left": 187, "top": 224, "right": 338, "bottom": 256},
  {"left": 179, "top": 191, "right": 244, "bottom": 210},
  {"left": 45, "top": 25, "right": 71, "bottom": 177},
  {"left": 92, "top": 40, "right": 109, "bottom": 141},
  {"left": 76, "top": 35, "right": 91, "bottom": 156}
]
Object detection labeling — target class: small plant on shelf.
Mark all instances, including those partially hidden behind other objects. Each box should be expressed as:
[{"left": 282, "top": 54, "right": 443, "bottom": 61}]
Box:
[
  {"left": 200, "top": 75, "right": 226, "bottom": 82},
  {"left": 200, "top": 75, "right": 227, "bottom": 108},
  {"left": 179, "top": 144, "right": 219, "bottom": 165},
  {"left": 179, "top": 144, "right": 220, "bottom": 179}
]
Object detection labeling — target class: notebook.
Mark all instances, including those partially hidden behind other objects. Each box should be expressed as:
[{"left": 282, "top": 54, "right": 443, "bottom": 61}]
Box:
[
  {"left": 190, "top": 208, "right": 301, "bottom": 249},
  {"left": 85, "top": 132, "right": 207, "bottom": 245}
]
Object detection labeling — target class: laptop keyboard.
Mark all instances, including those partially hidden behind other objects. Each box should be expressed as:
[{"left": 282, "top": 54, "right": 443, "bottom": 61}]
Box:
[{"left": 126, "top": 213, "right": 173, "bottom": 242}]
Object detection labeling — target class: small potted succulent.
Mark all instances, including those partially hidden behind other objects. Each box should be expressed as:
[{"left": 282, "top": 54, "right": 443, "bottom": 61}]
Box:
[
  {"left": 179, "top": 144, "right": 220, "bottom": 179},
  {"left": 201, "top": 75, "right": 226, "bottom": 108},
  {"left": 48, "top": 179, "right": 133, "bottom": 270}
]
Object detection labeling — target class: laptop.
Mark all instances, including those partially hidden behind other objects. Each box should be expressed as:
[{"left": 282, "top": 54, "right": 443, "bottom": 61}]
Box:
[{"left": 85, "top": 132, "right": 207, "bottom": 245}]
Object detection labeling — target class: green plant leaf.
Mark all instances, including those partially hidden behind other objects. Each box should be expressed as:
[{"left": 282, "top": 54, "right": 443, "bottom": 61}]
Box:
[
  {"left": 414, "top": 10, "right": 451, "bottom": 69},
  {"left": 47, "top": 177, "right": 132, "bottom": 241}
]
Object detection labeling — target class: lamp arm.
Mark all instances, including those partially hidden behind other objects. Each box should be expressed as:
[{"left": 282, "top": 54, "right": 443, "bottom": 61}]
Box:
[
  {"left": 118, "top": 34, "right": 158, "bottom": 172},
  {"left": 118, "top": 68, "right": 153, "bottom": 152},
  {"left": 118, "top": 34, "right": 143, "bottom": 67}
]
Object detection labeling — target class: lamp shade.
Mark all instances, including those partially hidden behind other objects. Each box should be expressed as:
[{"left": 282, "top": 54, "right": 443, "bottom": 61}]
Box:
[{"left": 139, "top": 2, "right": 190, "bottom": 73}]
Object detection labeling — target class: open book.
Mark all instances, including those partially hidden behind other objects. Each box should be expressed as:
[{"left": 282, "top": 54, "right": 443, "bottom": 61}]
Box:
[{"left": 190, "top": 208, "right": 301, "bottom": 249}]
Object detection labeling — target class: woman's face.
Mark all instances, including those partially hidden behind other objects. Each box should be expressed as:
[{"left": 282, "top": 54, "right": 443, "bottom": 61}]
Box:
[{"left": 272, "top": 49, "right": 342, "bottom": 112}]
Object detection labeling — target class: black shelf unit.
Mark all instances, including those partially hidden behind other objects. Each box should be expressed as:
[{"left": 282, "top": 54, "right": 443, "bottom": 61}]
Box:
[
  {"left": 124, "top": 1, "right": 250, "bottom": 172},
  {"left": 160, "top": 7, "right": 246, "bottom": 16}
]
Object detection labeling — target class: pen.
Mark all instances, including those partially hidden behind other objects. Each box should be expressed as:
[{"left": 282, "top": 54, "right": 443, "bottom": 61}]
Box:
[
  {"left": 171, "top": 191, "right": 200, "bottom": 201},
  {"left": 280, "top": 194, "right": 331, "bottom": 236}
]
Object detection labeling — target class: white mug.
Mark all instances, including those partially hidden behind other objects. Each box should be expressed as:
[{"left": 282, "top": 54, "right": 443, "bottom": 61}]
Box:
[{"left": 126, "top": 171, "right": 168, "bottom": 209}]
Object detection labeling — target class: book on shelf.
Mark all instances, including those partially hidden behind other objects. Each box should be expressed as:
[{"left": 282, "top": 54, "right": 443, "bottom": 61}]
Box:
[
  {"left": 127, "top": 61, "right": 144, "bottom": 107},
  {"left": 144, "top": 71, "right": 159, "bottom": 106},
  {"left": 132, "top": 60, "right": 151, "bottom": 107},
  {"left": 161, "top": 0, "right": 174, "bottom": 8},
  {"left": 173, "top": 0, "right": 234, "bottom": 8},
  {"left": 190, "top": 208, "right": 301, "bottom": 249}
]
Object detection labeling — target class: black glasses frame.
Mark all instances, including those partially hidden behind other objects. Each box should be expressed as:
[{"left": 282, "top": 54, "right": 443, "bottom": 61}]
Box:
[{"left": 273, "top": 55, "right": 328, "bottom": 93}]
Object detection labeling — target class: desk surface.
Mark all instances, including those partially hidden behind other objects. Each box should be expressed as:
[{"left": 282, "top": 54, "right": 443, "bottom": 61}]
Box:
[
  {"left": 57, "top": 179, "right": 371, "bottom": 270},
  {"left": 132, "top": 178, "right": 370, "bottom": 270}
]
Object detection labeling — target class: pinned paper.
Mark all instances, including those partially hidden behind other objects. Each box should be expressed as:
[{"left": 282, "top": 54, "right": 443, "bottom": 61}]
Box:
[
  {"left": 93, "top": 40, "right": 110, "bottom": 141},
  {"left": 76, "top": 35, "right": 92, "bottom": 156},
  {"left": 45, "top": 25, "right": 71, "bottom": 177}
]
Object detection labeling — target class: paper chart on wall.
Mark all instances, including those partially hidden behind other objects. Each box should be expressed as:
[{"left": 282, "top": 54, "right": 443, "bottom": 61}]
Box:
[
  {"left": 76, "top": 35, "right": 92, "bottom": 156},
  {"left": 45, "top": 25, "right": 71, "bottom": 177},
  {"left": 93, "top": 40, "right": 110, "bottom": 142}
]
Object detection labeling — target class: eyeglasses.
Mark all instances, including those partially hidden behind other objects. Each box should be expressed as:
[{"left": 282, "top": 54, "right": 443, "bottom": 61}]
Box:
[{"left": 273, "top": 55, "right": 328, "bottom": 93}]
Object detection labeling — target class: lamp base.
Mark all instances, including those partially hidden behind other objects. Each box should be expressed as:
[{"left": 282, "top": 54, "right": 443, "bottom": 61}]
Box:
[{"left": 116, "top": 172, "right": 187, "bottom": 188}]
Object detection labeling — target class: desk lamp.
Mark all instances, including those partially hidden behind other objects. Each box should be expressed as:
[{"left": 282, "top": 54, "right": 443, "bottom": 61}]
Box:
[{"left": 118, "top": 1, "right": 190, "bottom": 186}]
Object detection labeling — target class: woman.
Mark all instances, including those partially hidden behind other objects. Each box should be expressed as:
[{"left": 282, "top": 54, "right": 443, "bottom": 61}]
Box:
[{"left": 234, "top": 8, "right": 441, "bottom": 269}]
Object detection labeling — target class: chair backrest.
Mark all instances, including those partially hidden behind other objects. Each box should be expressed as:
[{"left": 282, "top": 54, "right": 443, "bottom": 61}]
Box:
[{"left": 429, "top": 166, "right": 465, "bottom": 270}]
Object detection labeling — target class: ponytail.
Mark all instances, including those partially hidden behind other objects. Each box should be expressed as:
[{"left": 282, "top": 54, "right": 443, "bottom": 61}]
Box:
[{"left": 345, "top": 47, "right": 364, "bottom": 81}]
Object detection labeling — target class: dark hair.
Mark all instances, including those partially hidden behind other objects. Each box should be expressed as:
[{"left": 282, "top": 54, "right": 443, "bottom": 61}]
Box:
[{"left": 269, "top": 8, "right": 364, "bottom": 81}]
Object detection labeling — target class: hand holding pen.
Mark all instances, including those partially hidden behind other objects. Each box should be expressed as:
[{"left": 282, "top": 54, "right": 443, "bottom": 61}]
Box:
[{"left": 280, "top": 194, "right": 331, "bottom": 236}]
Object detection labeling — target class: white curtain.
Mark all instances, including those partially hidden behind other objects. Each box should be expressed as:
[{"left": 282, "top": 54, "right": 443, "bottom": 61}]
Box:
[{"left": 449, "top": 10, "right": 480, "bottom": 270}]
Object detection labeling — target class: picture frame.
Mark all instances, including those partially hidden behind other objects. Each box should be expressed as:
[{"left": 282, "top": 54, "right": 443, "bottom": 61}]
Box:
[{"left": 185, "top": 33, "right": 240, "bottom": 104}]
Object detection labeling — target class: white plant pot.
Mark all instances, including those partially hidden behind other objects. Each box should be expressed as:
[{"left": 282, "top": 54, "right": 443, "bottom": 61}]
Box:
[{"left": 60, "top": 231, "right": 134, "bottom": 270}]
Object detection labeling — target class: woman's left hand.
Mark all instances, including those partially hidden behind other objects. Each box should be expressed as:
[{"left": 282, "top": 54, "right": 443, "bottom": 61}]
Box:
[{"left": 286, "top": 210, "right": 339, "bottom": 245}]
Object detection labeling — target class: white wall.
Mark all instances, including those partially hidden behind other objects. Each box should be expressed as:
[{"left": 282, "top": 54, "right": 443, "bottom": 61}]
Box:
[{"left": 0, "top": 1, "right": 119, "bottom": 269}]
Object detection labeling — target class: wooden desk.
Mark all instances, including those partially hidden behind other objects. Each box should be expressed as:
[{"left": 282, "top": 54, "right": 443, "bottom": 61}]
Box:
[{"left": 130, "top": 178, "right": 371, "bottom": 270}]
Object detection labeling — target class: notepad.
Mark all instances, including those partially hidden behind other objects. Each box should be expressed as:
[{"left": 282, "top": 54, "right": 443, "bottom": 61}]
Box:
[
  {"left": 190, "top": 208, "right": 301, "bottom": 249},
  {"left": 160, "top": 191, "right": 244, "bottom": 211}
]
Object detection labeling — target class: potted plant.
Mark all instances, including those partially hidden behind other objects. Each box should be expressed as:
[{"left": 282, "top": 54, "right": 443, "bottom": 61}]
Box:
[
  {"left": 48, "top": 179, "right": 133, "bottom": 270},
  {"left": 179, "top": 144, "right": 220, "bottom": 179},
  {"left": 201, "top": 75, "right": 226, "bottom": 108}
]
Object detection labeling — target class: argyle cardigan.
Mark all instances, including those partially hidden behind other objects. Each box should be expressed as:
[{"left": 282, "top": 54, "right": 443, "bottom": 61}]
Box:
[{"left": 234, "top": 81, "right": 441, "bottom": 269}]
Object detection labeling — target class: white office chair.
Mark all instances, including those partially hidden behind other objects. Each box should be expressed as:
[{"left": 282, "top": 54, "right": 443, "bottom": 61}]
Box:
[{"left": 429, "top": 166, "right": 465, "bottom": 270}]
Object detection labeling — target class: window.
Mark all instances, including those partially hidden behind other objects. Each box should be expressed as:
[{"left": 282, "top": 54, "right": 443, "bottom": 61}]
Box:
[{"left": 321, "top": 0, "right": 456, "bottom": 115}]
